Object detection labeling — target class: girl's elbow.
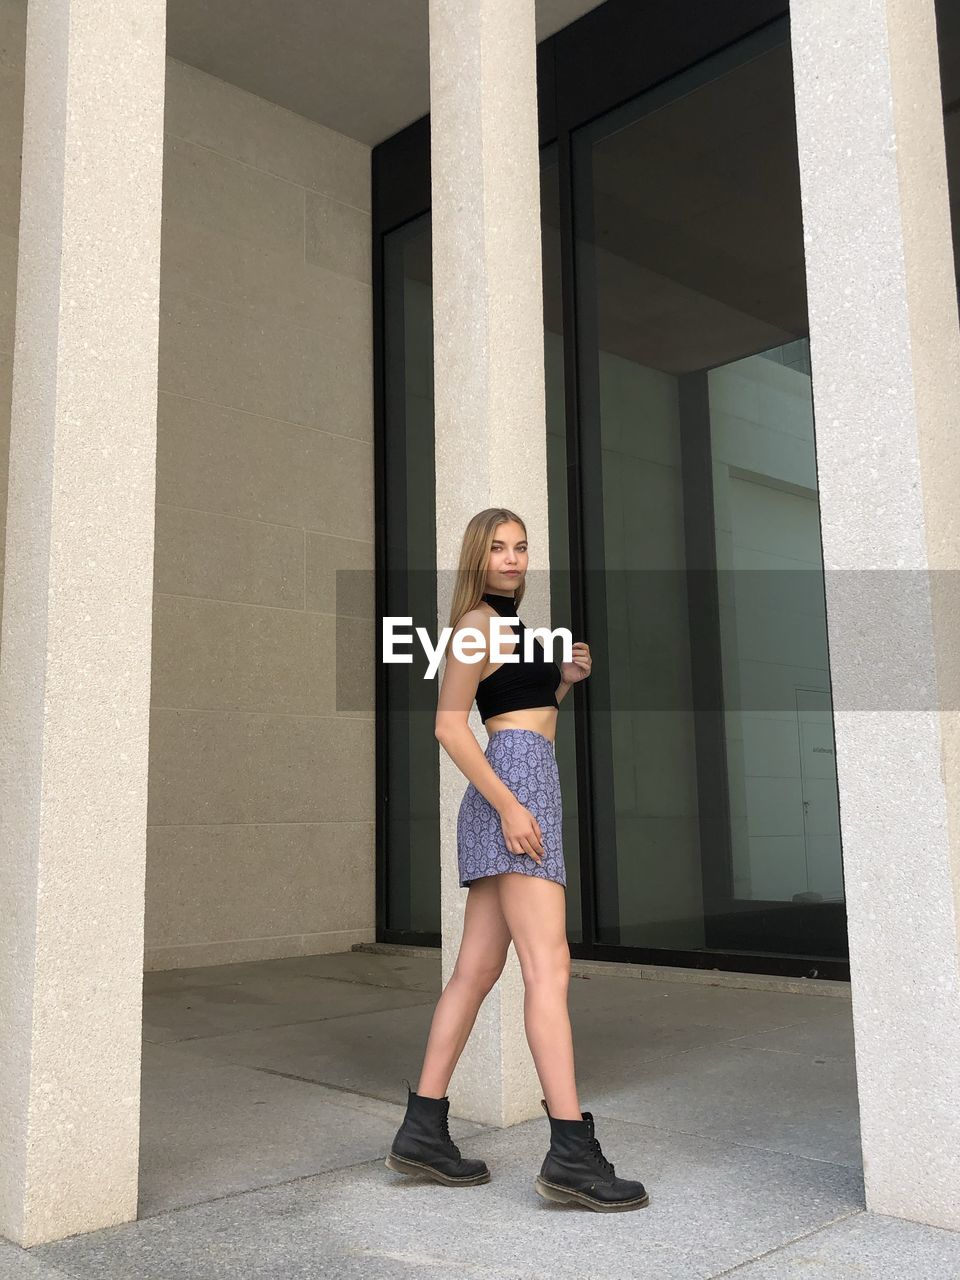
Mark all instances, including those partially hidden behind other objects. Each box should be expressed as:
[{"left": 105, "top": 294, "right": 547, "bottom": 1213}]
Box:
[{"left": 435, "top": 719, "right": 466, "bottom": 744}]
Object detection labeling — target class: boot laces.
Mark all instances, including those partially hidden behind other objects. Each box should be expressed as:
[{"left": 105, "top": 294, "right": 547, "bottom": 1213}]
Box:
[
  {"left": 438, "top": 1109, "right": 461, "bottom": 1156},
  {"left": 587, "top": 1134, "right": 615, "bottom": 1179}
]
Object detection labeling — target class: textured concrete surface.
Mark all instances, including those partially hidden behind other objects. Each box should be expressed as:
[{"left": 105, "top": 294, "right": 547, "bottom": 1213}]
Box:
[
  {"left": 790, "top": 0, "right": 960, "bottom": 1229},
  {"left": 0, "top": 0, "right": 166, "bottom": 1247},
  {"left": 137, "top": 1042, "right": 488, "bottom": 1216},
  {"left": 0, "top": 1238, "right": 57, "bottom": 1279},
  {"left": 1, "top": 949, "right": 959, "bottom": 1274},
  {"left": 143, "top": 951, "right": 858, "bottom": 1191},
  {"left": 429, "top": 0, "right": 552, "bottom": 1128},
  {"left": 2, "top": 948, "right": 959, "bottom": 1276}
]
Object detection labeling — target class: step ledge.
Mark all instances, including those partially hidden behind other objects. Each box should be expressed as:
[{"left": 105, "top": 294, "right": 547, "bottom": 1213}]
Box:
[{"left": 352, "top": 942, "right": 850, "bottom": 999}]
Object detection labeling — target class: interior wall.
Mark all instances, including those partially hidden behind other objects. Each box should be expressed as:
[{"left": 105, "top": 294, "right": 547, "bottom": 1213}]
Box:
[
  {"left": 0, "top": 21, "right": 376, "bottom": 971},
  {"left": 147, "top": 59, "right": 376, "bottom": 968}
]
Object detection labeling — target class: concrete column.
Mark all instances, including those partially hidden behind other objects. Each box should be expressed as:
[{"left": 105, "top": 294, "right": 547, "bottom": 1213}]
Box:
[
  {"left": 790, "top": 0, "right": 960, "bottom": 1229},
  {"left": 0, "top": 0, "right": 165, "bottom": 1247},
  {"left": 428, "top": 0, "right": 549, "bottom": 1125}
]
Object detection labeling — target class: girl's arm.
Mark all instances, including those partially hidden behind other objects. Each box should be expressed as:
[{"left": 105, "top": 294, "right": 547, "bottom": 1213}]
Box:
[{"left": 434, "top": 608, "right": 523, "bottom": 816}]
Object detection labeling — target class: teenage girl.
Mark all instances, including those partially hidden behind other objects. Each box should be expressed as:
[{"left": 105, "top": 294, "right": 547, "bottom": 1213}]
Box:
[{"left": 385, "top": 507, "right": 650, "bottom": 1211}]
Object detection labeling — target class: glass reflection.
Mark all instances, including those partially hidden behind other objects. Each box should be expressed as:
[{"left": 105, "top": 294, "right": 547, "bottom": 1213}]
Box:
[{"left": 572, "top": 22, "right": 845, "bottom": 958}]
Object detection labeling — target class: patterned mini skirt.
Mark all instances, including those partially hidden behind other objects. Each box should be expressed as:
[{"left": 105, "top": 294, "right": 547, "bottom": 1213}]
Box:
[{"left": 456, "top": 728, "right": 566, "bottom": 889}]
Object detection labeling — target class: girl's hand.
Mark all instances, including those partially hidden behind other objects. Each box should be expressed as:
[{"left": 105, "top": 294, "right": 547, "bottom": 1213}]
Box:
[
  {"left": 500, "top": 801, "right": 545, "bottom": 866},
  {"left": 560, "top": 641, "right": 592, "bottom": 686}
]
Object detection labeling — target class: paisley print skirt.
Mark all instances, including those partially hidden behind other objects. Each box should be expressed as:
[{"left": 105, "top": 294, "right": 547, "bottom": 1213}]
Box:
[{"left": 456, "top": 728, "right": 566, "bottom": 889}]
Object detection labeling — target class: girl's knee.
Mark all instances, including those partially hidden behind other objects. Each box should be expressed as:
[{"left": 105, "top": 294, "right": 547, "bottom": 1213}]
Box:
[
  {"left": 518, "top": 941, "right": 571, "bottom": 990},
  {"left": 452, "top": 956, "right": 507, "bottom": 996}
]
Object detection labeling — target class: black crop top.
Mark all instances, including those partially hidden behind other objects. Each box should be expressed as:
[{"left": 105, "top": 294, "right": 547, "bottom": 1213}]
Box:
[{"left": 474, "top": 592, "right": 563, "bottom": 723}]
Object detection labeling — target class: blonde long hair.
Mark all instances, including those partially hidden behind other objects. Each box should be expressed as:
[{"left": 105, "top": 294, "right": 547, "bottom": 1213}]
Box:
[{"left": 447, "top": 508, "right": 527, "bottom": 631}]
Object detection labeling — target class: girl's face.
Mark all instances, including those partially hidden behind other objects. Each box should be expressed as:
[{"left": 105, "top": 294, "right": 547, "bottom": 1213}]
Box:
[{"left": 486, "top": 521, "right": 528, "bottom": 592}]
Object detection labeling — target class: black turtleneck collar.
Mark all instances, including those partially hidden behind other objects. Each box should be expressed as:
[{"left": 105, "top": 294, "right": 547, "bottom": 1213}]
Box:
[{"left": 481, "top": 591, "right": 519, "bottom": 617}]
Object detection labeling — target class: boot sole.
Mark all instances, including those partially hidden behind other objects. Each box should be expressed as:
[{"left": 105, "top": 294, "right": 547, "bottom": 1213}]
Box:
[
  {"left": 535, "top": 1175, "right": 650, "bottom": 1211},
  {"left": 384, "top": 1151, "right": 491, "bottom": 1186}
]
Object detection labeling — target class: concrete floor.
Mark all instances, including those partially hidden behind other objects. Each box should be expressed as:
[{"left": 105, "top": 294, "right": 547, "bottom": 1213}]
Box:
[{"left": 4, "top": 947, "right": 960, "bottom": 1278}]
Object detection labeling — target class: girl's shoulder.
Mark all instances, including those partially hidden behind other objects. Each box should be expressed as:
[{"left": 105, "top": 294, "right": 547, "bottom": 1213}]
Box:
[{"left": 453, "top": 603, "right": 497, "bottom": 633}]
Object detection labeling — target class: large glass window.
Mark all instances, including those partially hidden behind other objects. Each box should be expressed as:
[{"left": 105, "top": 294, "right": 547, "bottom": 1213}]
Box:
[
  {"left": 571, "top": 19, "right": 845, "bottom": 960},
  {"left": 541, "top": 142, "right": 583, "bottom": 943},
  {"left": 382, "top": 213, "right": 438, "bottom": 937},
  {"left": 376, "top": 4, "right": 850, "bottom": 976}
]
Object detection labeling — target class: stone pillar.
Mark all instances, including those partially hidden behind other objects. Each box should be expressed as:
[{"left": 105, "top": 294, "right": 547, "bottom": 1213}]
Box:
[
  {"left": 428, "top": 0, "right": 549, "bottom": 1125},
  {"left": 0, "top": 0, "right": 166, "bottom": 1247},
  {"left": 790, "top": 0, "right": 960, "bottom": 1229}
]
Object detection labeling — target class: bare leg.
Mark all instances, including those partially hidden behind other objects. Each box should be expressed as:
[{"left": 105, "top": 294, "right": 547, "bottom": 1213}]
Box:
[
  {"left": 495, "top": 873, "right": 581, "bottom": 1120},
  {"left": 416, "top": 876, "right": 512, "bottom": 1098}
]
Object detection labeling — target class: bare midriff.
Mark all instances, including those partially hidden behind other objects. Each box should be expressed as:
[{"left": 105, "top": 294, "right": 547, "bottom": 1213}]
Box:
[{"left": 484, "top": 705, "right": 559, "bottom": 744}]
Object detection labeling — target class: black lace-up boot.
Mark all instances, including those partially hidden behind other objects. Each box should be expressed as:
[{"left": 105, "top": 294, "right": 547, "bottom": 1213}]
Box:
[
  {"left": 534, "top": 1098, "right": 650, "bottom": 1211},
  {"left": 385, "top": 1079, "right": 490, "bottom": 1186}
]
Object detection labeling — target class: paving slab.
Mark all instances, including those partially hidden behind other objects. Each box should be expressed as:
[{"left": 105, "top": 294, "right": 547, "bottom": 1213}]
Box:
[
  {"left": 138, "top": 1041, "right": 488, "bottom": 1216},
  {"left": 164, "top": 1001, "right": 440, "bottom": 1104},
  {"left": 586, "top": 1039, "right": 860, "bottom": 1168},
  {"left": 143, "top": 973, "right": 433, "bottom": 1043},
  {"left": 29, "top": 1113, "right": 864, "bottom": 1280},
  {"left": 725, "top": 1208, "right": 960, "bottom": 1278},
  {"left": 144, "top": 951, "right": 439, "bottom": 997},
  {"left": 567, "top": 982, "right": 854, "bottom": 1084},
  {"left": 567, "top": 970, "right": 850, "bottom": 1021},
  {"left": 272, "top": 951, "right": 441, "bottom": 992},
  {"left": 0, "top": 1239, "right": 67, "bottom": 1279},
  {"left": 6, "top": 950, "right": 884, "bottom": 1277},
  {"left": 153, "top": 974, "right": 855, "bottom": 1123},
  {"left": 726, "top": 1007, "right": 855, "bottom": 1060}
]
